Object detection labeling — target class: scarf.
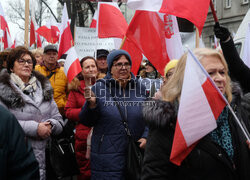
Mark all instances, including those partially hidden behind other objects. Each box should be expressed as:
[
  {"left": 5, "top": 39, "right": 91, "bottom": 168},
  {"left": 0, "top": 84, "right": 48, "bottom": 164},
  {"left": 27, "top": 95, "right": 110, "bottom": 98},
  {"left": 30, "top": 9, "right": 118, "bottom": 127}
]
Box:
[
  {"left": 209, "top": 106, "right": 234, "bottom": 160},
  {"left": 10, "top": 73, "right": 37, "bottom": 95}
]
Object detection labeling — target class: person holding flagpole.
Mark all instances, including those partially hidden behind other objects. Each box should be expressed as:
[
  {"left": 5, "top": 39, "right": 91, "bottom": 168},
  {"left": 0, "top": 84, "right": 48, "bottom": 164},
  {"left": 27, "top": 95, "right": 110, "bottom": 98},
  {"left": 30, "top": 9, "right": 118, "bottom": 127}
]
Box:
[
  {"left": 142, "top": 48, "right": 250, "bottom": 180},
  {"left": 214, "top": 23, "right": 250, "bottom": 93}
]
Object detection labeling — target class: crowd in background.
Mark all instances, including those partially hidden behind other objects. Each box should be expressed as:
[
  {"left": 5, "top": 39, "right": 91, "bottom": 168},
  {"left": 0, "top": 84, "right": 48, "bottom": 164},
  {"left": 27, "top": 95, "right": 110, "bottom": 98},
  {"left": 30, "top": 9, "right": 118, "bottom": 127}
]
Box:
[{"left": 0, "top": 24, "right": 250, "bottom": 180}]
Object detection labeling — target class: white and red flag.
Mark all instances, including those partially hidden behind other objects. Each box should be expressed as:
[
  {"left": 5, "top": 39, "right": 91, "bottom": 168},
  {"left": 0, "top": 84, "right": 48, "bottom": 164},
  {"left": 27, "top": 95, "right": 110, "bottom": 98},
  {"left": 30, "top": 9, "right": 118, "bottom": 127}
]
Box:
[
  {"left": 58, "top": 3, "right": 82, "bottom": 83},
  {"left": 30, "top": 3, "right": 42, "bottom": 48},
  {"left": 127, "top": 0, "right": 210, "bottom": 36},
  {"left": 90, "top": 11, "right": 97, "bottom": 28},
  {"left": 0, "top": 2, "right": 13, "bottom": 49},
  {"left": 96, "top": 2, "right": 128, "bottom": 38},
  {"left": 126, "top": 11, "right": 183, "bottom": 75},
  {"left": 36, "top": 16, "right": 60, "bottom": 44},
  {"left": 170, "top": 50, "right": 227, "bottom": 166}
]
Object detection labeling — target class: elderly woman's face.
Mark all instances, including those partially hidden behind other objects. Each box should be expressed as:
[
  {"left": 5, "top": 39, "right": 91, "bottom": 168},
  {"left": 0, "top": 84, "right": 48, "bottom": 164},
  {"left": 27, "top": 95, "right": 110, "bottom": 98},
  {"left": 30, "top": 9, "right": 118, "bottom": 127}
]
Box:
[
  {"left": 12, "top": 54, "right": 33, "bottom": 82},
  {"left": 200, "top": 56, "right": 226, "bottom": 94},
  {"left": 111, "top": 55, "right": 131, "bottom": 80}
]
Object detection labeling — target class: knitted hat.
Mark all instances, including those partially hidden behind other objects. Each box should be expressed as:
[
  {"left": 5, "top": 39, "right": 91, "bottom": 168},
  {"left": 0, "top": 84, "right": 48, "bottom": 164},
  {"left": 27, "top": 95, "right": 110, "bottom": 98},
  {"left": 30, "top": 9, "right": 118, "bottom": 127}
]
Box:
[
  {"left": 107, "top": 49, "right": 132, "bottom": 72},
  {"left": 164, "top": 59, "right": 179, "bottom": 77}
]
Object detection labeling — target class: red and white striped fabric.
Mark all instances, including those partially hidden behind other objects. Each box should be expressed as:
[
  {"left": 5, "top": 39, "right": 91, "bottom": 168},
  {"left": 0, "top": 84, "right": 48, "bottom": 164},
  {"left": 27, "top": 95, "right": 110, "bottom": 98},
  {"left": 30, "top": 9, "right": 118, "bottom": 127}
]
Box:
[
  {"left": 36, "top": 16, "right": 60, "bottom": 44},
  {"left": 96, "top": 2, "right": 128, "bottom": 38},
  {"left": 0, "top": 2, "right": 13, "bottom": 49},
  {"left": 90, "top": 11, "right": 97, "bottom": 28},
  {"left": 58, "top": 3, "right": 82, "bottom": 83},
  {"left": 170, "top": 50, "right": 227, "bottom": 165},
  {"left": 126, "top": 11, "right": 183, "bottom": 75},
  {"left": 30, "top": 3, "right": 42, "bottom": 48},
  {"left": 127, "top": 0, "right": 210, "bottom": 36}
]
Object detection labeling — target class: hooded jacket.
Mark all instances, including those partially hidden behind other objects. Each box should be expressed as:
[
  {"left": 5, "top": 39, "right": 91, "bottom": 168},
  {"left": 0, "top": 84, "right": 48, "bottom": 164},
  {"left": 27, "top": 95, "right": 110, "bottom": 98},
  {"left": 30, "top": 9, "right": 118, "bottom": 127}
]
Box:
[
  {"left": 0, "top": 70, "right": 63, "bottom": 180},
  {"left": 79, "top": 72, "right": 148, "bottom": 180},
  {"left": 142, "top": 83, "right": 250, "bottom": 180}
]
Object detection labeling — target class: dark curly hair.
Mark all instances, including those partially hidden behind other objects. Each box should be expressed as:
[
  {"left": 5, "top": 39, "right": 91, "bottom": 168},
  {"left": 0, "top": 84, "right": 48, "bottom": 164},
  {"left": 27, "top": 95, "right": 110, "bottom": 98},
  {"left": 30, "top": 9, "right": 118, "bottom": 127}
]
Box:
[{"left": 7, "top": 46, "right": 36, "bottom": 73}]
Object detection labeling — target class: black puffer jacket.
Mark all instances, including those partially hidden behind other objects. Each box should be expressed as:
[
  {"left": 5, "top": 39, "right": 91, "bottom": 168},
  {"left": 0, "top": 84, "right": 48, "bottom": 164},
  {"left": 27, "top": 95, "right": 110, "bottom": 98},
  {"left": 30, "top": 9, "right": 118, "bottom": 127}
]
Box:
[{"left": 142, "top": 84, "right": 250, "bottom": 180}]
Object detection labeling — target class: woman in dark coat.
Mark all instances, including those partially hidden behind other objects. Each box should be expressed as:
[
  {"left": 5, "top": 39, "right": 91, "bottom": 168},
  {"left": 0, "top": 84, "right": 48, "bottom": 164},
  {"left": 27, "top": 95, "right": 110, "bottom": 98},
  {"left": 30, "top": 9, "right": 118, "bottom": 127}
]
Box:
[
  {"left": 142, "top": 48, "right": 250, "bottom": 180},
  {"left": 79, "top": 50, "right": 148, "bottom": 180},
  {"left": 214, "top": 23, "right": 250, "bottom": 93}
]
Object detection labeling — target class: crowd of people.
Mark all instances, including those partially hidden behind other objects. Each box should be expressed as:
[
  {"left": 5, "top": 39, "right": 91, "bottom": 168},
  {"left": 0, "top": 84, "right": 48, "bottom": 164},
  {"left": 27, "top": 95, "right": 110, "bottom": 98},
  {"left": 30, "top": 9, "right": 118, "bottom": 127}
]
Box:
[{"left": 0, "top": 24, "right": 249, "bottom": 180}]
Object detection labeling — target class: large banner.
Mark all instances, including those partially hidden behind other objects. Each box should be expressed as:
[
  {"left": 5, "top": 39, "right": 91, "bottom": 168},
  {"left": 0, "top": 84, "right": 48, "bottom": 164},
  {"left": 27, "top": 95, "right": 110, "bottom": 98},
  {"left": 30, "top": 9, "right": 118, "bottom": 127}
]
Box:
[{"left": 74, "top": 27, "right": 115, "bottom": 59}]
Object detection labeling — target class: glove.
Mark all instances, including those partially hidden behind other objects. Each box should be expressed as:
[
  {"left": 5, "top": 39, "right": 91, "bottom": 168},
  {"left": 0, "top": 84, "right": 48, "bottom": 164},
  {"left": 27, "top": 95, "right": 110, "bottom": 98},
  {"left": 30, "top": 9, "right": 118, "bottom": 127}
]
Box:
[{"left": 214, "top": 22, "right": 231, "bottom": 41}]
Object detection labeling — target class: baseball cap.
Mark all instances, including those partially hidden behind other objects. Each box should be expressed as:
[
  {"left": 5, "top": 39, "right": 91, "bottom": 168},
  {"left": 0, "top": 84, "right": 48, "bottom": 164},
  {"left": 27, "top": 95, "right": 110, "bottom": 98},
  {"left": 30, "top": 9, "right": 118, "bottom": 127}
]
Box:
[
  {"left": 44, "top": 45, "right": 58, "bottom": 53},
  {"left": 97, "top": 49, "right": 109, "bottom": 59}
]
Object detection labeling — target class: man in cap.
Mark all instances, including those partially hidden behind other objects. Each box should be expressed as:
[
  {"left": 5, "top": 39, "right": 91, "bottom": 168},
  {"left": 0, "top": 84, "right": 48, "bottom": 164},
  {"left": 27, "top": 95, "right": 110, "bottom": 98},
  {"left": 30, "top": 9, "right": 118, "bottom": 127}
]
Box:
[
  {"left": 96, "top": 49, "right": 109, "bottom": 74},
  {"left": 35, "top": 44, "right": 68, "bottom": 116}
]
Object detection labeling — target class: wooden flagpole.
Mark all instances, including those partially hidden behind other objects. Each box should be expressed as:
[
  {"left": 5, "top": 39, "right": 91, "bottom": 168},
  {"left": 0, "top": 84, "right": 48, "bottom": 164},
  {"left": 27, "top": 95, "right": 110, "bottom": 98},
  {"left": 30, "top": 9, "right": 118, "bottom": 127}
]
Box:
[
  {"left": 119, "top": 36, "right": 127, "bottom": 49},
  {"left": 24, "top": 0, "right": 30, "bottom": 47},
  {"left": 195, "top": 28, "right": 199, "bottom": 48}
]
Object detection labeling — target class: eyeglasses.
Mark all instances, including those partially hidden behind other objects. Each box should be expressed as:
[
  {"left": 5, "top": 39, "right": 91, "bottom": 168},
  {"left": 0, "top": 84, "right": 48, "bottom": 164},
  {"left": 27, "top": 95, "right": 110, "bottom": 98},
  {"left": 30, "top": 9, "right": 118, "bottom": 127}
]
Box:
[
  {"left": 114, "top": 62, "right": 131, "bottom": 69},
  {"left": 17, "top": 58, "right": 33, "bottom": 65}
]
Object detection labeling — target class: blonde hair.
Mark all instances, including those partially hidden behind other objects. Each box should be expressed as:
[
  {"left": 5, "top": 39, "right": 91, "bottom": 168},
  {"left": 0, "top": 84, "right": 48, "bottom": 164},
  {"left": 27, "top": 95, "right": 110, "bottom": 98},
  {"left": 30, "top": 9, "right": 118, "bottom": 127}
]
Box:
[
  {"left": 32, "top": 48, "right": 43, "bottom": 56},
  {"left": 161, "top": 48, "right": 232, "bottom": 103}
]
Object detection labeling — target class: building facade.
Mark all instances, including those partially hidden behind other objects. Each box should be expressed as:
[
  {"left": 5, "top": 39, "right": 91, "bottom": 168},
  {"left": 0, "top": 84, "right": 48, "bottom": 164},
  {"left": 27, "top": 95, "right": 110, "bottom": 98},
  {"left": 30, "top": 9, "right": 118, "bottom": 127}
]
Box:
[{"left": 203, "top": 0, "right": 249, "bottom": 47}]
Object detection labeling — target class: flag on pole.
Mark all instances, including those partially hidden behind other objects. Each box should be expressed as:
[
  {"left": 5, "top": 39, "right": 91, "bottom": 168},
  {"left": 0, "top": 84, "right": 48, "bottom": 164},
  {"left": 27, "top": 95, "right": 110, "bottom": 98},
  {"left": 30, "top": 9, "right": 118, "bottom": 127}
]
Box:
[
  {"left": 0, "top": 2, "right": 13, "bottom": 49},
  {"left": 126, "top": 11, "right": 183, "bottom": 75},
  {"left": 90, "top": 11, "right": 97, "bottom": 28},
  {"left": 170, "top": 50, "right": 227, "bottom": 166},
  {"left": 30, "top": 2, "right": 42, "bottom": 48},
  {"left": 127, "top": 0, "right": 210, "bottom": 36},
  {"left": 58, "top": 3, "right": 82, "bottom": 83},
  {"left": 96, "top": 2, "right": 128, "bottom": 38},
  {"left": 242, "top": 22, "right": 250, "bottom": 68},
  {"left": 36, "top": 16, "right": 60, "bottom": 44}
]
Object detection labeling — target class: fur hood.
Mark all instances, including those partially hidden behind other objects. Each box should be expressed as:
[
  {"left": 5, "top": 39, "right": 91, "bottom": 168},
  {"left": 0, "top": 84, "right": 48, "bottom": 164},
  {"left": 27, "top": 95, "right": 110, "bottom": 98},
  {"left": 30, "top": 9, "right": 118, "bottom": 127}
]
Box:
[
  {"left": 143, "top": 82, "right": 245, "bottom": 129},
  {"left": 0, "top": 70, "right": 53, "bottom": 108}
]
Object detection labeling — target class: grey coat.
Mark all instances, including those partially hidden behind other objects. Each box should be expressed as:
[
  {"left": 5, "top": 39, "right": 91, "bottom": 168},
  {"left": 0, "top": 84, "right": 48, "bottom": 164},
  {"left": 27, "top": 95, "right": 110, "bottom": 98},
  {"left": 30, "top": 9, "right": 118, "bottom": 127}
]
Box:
[{"left": 0, "top": 70, "right": 63, "bottom": 180}]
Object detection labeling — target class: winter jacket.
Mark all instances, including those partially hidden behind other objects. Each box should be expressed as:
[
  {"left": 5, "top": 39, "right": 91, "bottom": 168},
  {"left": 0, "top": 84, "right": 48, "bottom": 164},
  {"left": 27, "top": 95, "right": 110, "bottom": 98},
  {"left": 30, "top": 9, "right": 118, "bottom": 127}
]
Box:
[
  {"left": 65, "top": 80, "right": 91, "bottom": 179},
  {"left": 0, "top": 70, "right": 63, "bottom": 180},
  {"left": 0, "top": 105, "right": 40, "bottom": 180},
  {"left": 220, "top": 37, "right": 250, "bottom": 93},
  {"left": 142, "top": 84, "right": 250, "bottom": 180},
  {"left": 79, "top": 72, "right": 148, "bottom": 180},
  {"left": 35, "top": 64, "right": 68, "bottom": 115}
]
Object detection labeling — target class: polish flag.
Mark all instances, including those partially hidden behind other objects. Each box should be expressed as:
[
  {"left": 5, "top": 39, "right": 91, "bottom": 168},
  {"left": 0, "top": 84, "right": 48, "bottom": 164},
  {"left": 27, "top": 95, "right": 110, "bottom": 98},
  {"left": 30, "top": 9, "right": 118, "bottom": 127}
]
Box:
[
  {"left": 242, "top": 22, "right": 250, "bottom": 68},
  {"left": 127, "top": 0, "right": 210, "bottom": 36},
  {"left": 126, "top": 11, "right": 183, "bottom": 75},
  {"left": 122, "top": 37, "right": 143, "bottom": 75},
  {"left": 170, "top": 50, "right": 227, "bottom": 166},
  {"left": 0, "top": 2, "right": 13, "bottom": 49},
  {"left": 30, "top": 3, "right": 42, "bottom": 48},
  {"left": 90, "top": 11, "right": 97, "bottom": 28},
  {"left": 36, "top": 16, "right": 60, "bottom": 44},
  {"left": 58, "top": 3, "right": 82, "bottom": 83},
  {"left": 97, "top": 2, "right": 128, "bottom": 38}
]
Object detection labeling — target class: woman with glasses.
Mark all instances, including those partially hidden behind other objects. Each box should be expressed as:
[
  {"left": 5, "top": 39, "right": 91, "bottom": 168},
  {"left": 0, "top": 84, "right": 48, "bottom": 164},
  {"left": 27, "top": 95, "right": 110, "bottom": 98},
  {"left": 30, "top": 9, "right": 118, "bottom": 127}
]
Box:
[
  {"left": 79, "top": 50, "right": 148, "bottom": 180},
  {"left": 0, "top": 46, "right": 63, "bottom": 180}
]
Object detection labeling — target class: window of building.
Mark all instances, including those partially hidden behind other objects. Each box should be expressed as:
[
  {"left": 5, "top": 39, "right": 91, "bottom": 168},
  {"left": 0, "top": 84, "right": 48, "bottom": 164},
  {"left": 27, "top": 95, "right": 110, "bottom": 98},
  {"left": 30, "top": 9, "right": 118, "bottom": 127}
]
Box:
[
  {"left": 242, "top": 0, "right": 249, "bottom": 5},
  {"left": 225, "top": 0, "right": 231, "bottom": 8}
]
